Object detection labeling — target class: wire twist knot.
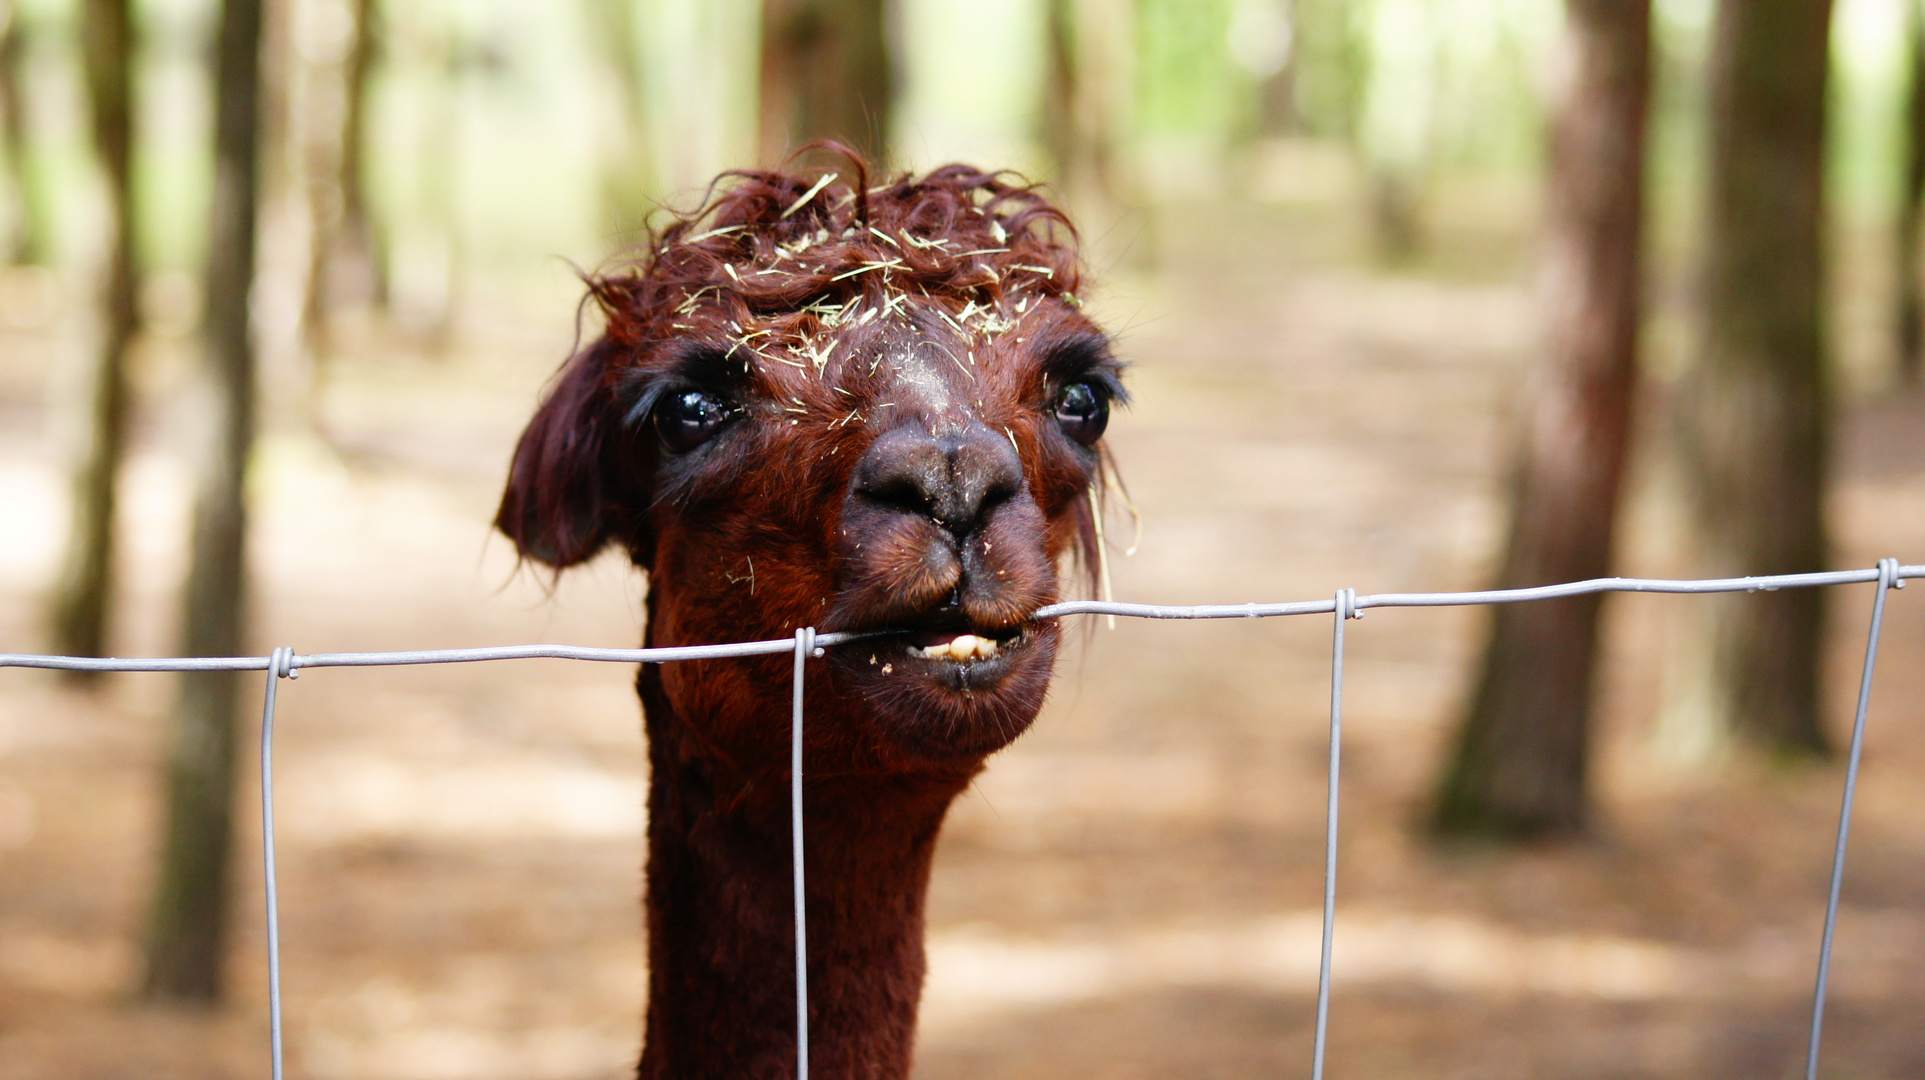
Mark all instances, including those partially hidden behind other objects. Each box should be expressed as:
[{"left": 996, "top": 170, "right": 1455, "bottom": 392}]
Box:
[
  {"left": 1335, "top": 588, "right": 1361, "bottom": 620},
  {"left": 1879, "top": 557, "right": 1903, "bottom": 591}
]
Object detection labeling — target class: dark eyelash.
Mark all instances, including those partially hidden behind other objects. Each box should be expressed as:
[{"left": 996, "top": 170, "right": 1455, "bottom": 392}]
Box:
[
  {"left": 1039, "top": 335, "right": 1128, "bottom": 404},
  {"left": 1068, "top": 368, "right": 1127, "bottom": 405},
  {"left": 1047, "top": 364, "right": 1127, "bottom": 409},
  {"left": 623, "top": 381, "right": 669, "bottom": 429},
  {"left": 620, "top": 343, "right": 751, "bottom": 429}
]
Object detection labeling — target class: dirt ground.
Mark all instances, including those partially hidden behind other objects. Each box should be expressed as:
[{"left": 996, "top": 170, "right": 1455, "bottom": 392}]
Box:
[{"left": 3, "top": 180, "right": 1925, "bottom": 1080}]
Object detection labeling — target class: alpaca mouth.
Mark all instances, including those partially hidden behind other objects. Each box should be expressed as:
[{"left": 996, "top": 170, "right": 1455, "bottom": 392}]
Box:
[
  {"left": 826, "top": 594, "right": 1059, "bottom": 758},
  {"left": 823, "top": 550, "right": 1057, "bottom": 712},
  {"left": 839, "top": 614, "right": 1042, "bottom": 692},
  {"left": 843, "top": 619, "right": 1039, "bottom": 704},
  {"left": 901, "top": 625, "right": 1023, "bottom": 662},
  {"left": 879, "top": 621, "right": 1032, "bottom": 686}
]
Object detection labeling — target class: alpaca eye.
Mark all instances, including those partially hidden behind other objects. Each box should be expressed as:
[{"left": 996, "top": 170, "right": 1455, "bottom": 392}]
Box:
[
  {"left": 1054, "top": 381, "right": 1109, "bottom": 446},
  {"left": 656, "top": 389, "right": 731, "bottom": 453}
]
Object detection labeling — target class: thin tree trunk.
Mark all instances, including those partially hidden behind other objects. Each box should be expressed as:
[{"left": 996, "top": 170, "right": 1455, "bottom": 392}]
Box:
[
  {"left": 299, "top": 70, "right": 340, "bottom": 363},
  {"left": 1041, "top": 0, "right": 1134, "bottom": 252},
  {"left": 758, "top": 0, "right": 893, "bottom": 166},
  {"left": 1674, "top": 0, "right": 1833, "bottom": 757},
  {"left": 50, "top": 0, "right": 138, "bottom": 676},
  {"left": 1897, "top": 0, "right": 1925, "bottom": 386},
  {"left": 1255, "top": 12, "right": 1299, "bottom": 138},
  {"left": 1356, "top": 0, "right": 1435, "bottom": 260},
  {"left": 426, "top": 24, "right": 462, "bottom": 354},
  {"left": 339, "top": 0, "right": 385, "bottom": 307},
  {"left": 584, "top": 0, "right": 651, "bottom": 236},
  {"left": 1, "top": 1, "right": 50, "bottom": 265},
  {"left": 1042, "top": 0, "right": 1077, "bottom": 181},
  {"left": 143, "top": 0, "right": 262, "bottom": 1005},
  {"left": 1432, "top": 0, "right": 1649, "bottom": 839},
  {"left": 301, "top": 0, "right": 385, "bottom": 363},
  {"left": 1041, "top": 0, "right": 1122, "bottom": 199}
]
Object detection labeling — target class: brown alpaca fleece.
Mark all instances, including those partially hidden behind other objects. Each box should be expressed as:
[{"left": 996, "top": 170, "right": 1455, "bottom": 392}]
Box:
[{"left": 497, "top": 151, "right": 1124, "bottom": 1079}]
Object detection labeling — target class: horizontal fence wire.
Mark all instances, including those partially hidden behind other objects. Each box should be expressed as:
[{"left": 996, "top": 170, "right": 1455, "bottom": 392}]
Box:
[{"left": 1, "top": 561, "right": 1916, "bottom": 1080}]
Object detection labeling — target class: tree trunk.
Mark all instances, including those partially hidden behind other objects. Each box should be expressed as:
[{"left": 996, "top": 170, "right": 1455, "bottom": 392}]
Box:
[
  {"left": 338, "top": 0, "right": 385, "bottom": 307},
  {"left": 1042, "top": 0, "right": 1077, "bottom": 180},
  {"left": 50, "top": 0, "right": 138, "bottom": 677},
  {"left": 1673, "top": 0, "right": 1833, "bottom": 758},
  {"left": 1356, "top": 0, "right": 1436, "bottom": 261},
  {"left": 1254, "top": 27, "right": 1299, "bottom": 137},
  {"left": 758, "top": 0, "right": 893, "bottom": 166},
  {"left": 1041, "top": 0, "right": 1124, "bottom": 200},
  {"left": 584, "top": 0, "right": 652, "bottom": 236},
  {"left": 301, "top": 0, "right": 386, "bottom": 363},
  {"left": 1897, "top": 0, "right": 1925, "bottom": 386},
  {"left": 143, "top": 0, "right": 262, "bottom": 1005},
  {"left": 0, "top": 1, "right": 50, "bottom": 265},
  {"left": 1432, "top": 0, "right": 1649, "bottom": 839}
]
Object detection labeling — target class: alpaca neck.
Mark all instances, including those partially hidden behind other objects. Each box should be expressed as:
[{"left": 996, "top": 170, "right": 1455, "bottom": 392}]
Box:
[{"left": 637, "top": 669, "right": 967, "bottom": 1080}]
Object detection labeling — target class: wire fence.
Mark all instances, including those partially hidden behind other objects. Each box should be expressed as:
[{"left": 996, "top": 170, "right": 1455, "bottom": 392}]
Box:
[{"left": 2, "top": 558, "right": 1917, "bottom": 1080}]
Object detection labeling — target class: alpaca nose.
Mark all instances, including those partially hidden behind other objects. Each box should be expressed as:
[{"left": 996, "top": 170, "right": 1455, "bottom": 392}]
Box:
[{"left": 854, "top": 423, "right": 1023, "bottom": 537}]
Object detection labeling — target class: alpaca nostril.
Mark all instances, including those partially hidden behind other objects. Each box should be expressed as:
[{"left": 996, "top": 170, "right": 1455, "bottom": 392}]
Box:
[
  {"left": 855, "top": 424, "right": 1024, "bottom": 538},
  {"left": 859, "top": 471, "right": 938, "bottom": 519}
]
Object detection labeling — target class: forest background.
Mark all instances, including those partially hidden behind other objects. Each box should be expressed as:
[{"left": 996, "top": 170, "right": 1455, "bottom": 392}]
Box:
[{"left": 4, "top": 0, "right": 1925, "bottom": 1077}]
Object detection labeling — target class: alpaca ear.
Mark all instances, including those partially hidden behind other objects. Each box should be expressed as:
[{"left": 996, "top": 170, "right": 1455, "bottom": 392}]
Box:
[{"left": 496, "top": 337, "right": 654, "bottom": 569}]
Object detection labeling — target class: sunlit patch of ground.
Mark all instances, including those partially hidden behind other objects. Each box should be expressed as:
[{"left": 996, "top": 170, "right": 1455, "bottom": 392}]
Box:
[{"left": 4, "top": 193, "right": 1925, "bottom": 1079}]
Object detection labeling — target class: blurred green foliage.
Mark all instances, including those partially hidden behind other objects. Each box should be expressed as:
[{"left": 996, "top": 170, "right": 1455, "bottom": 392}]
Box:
[
  {"left": 0, "top": 0, "right": 1918, "bottom": 289},
  {"left": 1135, "top": 0, "right": 1244, "bottom": 138}
]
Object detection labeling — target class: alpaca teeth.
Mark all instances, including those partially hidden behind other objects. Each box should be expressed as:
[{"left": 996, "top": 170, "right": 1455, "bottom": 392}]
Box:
[{"left": 912, "top": 634, "right": 1000, "bottom": 662}]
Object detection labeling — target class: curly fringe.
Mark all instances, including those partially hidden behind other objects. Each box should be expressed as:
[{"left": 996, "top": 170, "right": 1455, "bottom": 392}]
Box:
[{"left": 587, "top": 146, "right": 1084, "bottom": 350}]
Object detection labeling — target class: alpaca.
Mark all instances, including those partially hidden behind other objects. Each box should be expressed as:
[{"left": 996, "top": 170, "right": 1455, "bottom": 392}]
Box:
[{"left": 496, "top": 157, "right": 1122, "bottom": 1079}]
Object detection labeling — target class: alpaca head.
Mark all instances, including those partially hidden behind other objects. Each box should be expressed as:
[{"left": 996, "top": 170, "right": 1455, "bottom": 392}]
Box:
[{"left": 497, "top": 159, "right": 1123, "bottom": 777}]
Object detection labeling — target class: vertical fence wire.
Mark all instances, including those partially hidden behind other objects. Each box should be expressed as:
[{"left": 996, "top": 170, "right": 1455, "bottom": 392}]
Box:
[
  {"left": 1311, "top": 589, "right": 1356, "bottom": 1080},
  {"left": 793, "top": 627, "right": 815, "bottom": 1080},
  {"left": 259, "top": 647, "right": 295, "bottom": 1080},
  {"left": 1805, "top": 558, "right": 1902, "bottom": 1080}
]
